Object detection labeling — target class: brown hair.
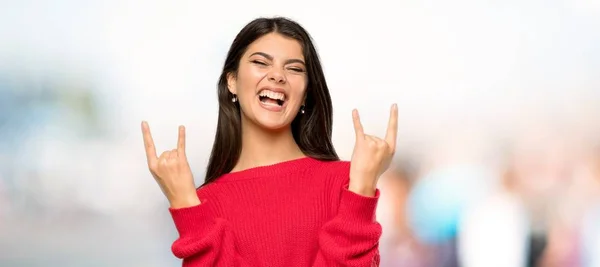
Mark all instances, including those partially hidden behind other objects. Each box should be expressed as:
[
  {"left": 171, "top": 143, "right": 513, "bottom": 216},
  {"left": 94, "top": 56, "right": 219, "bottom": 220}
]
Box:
[{"left": 202, "top": 17, "right": 339, "bottom": 185}]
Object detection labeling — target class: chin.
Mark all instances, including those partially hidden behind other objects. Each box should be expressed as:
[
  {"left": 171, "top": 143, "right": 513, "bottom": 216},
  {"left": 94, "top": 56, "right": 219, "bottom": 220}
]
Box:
[
  {"left": 254, "top": 115, "right": 293, "bottom": 132},
  {"left": 243, "top": 101, "right": 298, "bottom": 132}
]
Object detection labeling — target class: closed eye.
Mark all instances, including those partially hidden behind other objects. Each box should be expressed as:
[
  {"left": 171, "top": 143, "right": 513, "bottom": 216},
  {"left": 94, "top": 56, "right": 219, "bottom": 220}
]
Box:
[
  {"left": 288, "top": 67, "right": 305, "bottom": 73},
  {"left": 251, "top": 60, "right": 267, "bottom": 66}
]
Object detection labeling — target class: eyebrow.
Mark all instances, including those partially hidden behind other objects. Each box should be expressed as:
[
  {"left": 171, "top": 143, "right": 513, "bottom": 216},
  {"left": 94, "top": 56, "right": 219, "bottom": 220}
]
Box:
[{"left": 249, "top": 52, "right": 305, "bottom": 65}]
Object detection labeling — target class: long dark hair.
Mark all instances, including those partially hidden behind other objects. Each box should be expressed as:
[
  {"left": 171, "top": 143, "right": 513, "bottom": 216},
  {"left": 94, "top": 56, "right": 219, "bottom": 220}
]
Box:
[{"left": 202, "top": 17, "right": 339, "bottom": 186}]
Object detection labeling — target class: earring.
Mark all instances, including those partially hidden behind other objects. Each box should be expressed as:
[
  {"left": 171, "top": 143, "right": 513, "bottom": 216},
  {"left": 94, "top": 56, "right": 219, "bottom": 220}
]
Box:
[
  {"left": 300, "top": 104, "right": 305, "bottom": 114},
  {"left": 231, "top": 94, "right": 237, "bottom": 102}
]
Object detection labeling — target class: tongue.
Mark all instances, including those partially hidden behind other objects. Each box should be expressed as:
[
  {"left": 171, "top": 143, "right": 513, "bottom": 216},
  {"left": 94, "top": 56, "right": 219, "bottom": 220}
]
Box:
[{"left": 261, "top": 98, "right": 280, "bottom": 106}]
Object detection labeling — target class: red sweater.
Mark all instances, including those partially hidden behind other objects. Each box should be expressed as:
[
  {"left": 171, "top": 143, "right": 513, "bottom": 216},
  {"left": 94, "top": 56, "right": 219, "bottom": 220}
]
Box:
[{"left": 169, "top": 157, "right": 382, "bottom": 267}]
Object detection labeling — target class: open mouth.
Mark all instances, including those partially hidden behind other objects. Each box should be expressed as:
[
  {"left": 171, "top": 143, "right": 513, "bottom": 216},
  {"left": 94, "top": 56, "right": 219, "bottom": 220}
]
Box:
[{"left": 258, "top": 89, "right": 286, "bottom": 107}]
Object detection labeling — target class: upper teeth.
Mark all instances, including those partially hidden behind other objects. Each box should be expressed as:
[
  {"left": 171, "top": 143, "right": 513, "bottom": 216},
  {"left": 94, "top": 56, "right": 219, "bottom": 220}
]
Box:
[{"left": 259, "top": 89, "right": 285, "bottom": 101}]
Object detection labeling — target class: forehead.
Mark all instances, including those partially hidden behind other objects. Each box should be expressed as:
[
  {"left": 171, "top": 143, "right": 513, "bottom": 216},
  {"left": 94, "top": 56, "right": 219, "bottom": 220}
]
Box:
[{"left": 244, "top": 33, "right": 304, "bottom": 60}]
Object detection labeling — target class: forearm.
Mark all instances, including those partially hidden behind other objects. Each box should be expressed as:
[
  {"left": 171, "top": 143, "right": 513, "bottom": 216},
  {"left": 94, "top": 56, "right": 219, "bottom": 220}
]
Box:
[
  {"left": 170, "top": 202, "right": 255, "bottom": 266},
  {"left": 313, "top": 186, "right": 382, "bottom": 266}
]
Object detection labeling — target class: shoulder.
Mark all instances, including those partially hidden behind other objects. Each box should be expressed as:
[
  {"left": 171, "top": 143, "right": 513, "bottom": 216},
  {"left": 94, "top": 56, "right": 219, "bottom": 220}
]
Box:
[{"left": 312, "top": 158, "right": 350, "bottom": 172}]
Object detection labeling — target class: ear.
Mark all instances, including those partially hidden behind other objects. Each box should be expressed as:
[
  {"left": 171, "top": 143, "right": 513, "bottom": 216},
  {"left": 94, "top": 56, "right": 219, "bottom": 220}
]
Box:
[{"left": 227, "top": 72, "right": 237, "bottom": 95}]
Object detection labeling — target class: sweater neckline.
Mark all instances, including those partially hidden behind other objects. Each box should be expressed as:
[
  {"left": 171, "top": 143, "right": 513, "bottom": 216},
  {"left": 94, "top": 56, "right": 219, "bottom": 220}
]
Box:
[{"left": 216, "top": 156, "right": 318, "bottom": 182}]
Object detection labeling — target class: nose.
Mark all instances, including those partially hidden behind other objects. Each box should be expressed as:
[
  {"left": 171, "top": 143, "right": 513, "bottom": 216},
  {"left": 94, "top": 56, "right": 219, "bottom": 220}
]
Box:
[{"left": 267, "top": 69, "right": 286, "bottom": 84}]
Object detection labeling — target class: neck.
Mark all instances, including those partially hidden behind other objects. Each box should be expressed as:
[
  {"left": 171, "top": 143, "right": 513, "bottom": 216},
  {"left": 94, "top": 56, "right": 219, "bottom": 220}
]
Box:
[{"left": 233, "top": 118, "right": 305, "bottom": 172}]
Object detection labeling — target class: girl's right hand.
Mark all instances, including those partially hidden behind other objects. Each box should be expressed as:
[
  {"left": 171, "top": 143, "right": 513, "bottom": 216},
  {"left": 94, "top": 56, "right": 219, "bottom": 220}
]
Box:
[{"left": 141, "top": 121, "right": 200, "bottom": 208}]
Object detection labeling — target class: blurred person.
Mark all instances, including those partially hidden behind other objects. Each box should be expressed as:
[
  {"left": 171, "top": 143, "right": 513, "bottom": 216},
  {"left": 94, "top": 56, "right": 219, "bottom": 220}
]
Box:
[
  {"left": 458, "top": 159, "right": 529, "bottom": 267},
  {"left": 537, "top": 148, "right": 598, "bottom": 267},
  {"left": 407, "top": 162, "right": 493, "bottom": 267},
  {"left": 521, "top": 140, "right": 581, "bottom": 267},
  {"left": 377, "top": 161, "right": 430, "bottom": 267},
  {"left": 492, "top": 133, "right": 577, "bottom": 267},
  {"left": 577, "top": 145, "right": 600, "bottom": 267},
  {"left": 141, "top": 17, "right": 398, "bottom": 266}
]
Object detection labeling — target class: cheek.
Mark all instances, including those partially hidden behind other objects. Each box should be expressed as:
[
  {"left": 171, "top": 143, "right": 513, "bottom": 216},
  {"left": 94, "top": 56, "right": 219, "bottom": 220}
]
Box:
[
  {"left": 237, "top": 67, "right": 267, "bottom": 96},
  {"left": 288, "top": 76, "right": 308, "bottom": 100}
]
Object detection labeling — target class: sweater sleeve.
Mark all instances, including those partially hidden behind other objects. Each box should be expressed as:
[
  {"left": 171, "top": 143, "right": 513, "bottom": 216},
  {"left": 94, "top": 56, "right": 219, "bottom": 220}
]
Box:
[
  {"left": 312, "top": 184, "right": 382, "bottom": 267},
  {"left": 169, "top": 200, "right": 254, "bottom": 267}
]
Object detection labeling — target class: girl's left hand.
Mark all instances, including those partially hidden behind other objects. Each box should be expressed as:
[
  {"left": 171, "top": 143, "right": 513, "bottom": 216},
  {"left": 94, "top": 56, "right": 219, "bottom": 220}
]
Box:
[{"left": 349, "top": 104, "right": 398, "bottom": 197}]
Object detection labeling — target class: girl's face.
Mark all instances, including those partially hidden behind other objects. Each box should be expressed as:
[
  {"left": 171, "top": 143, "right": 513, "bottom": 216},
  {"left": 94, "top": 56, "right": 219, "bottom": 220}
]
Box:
[{"left": 228, "top": 32, "right": 308, "bottom": 131}]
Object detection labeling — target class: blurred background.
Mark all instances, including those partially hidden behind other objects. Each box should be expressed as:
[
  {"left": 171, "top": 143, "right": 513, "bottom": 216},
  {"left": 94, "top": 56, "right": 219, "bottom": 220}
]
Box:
[{"left": 1, "top": 0, "right": 599, "bottom": 266}]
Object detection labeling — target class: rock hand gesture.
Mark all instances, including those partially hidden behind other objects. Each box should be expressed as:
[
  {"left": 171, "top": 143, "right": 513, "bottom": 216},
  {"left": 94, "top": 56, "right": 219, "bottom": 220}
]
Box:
[
  {"left": 142, "top": 121, "right": 200, "bottom": 208},
  {"left": 349, "top": 104, "right": 399, "bottom": 197}
]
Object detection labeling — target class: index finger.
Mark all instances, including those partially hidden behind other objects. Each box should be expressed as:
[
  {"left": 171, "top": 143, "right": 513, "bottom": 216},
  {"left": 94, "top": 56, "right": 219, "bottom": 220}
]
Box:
[
  {"left": 141, "top": 121, "right": 158, "bottom": 164},
  {"left": 177, "top": 125, "right": 186, "bottom": 156},
  {"left": 384, "top": 104, "right": 398, "bottom": 150},
  {"left": 352, "top": 109, "right": 364, "bottom": 138}
]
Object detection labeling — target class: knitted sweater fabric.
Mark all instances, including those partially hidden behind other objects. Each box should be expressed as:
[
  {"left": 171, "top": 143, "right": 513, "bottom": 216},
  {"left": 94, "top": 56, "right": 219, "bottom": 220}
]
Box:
[{"left": 169, "top": 157, "right": 382, "bottom": 266}]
